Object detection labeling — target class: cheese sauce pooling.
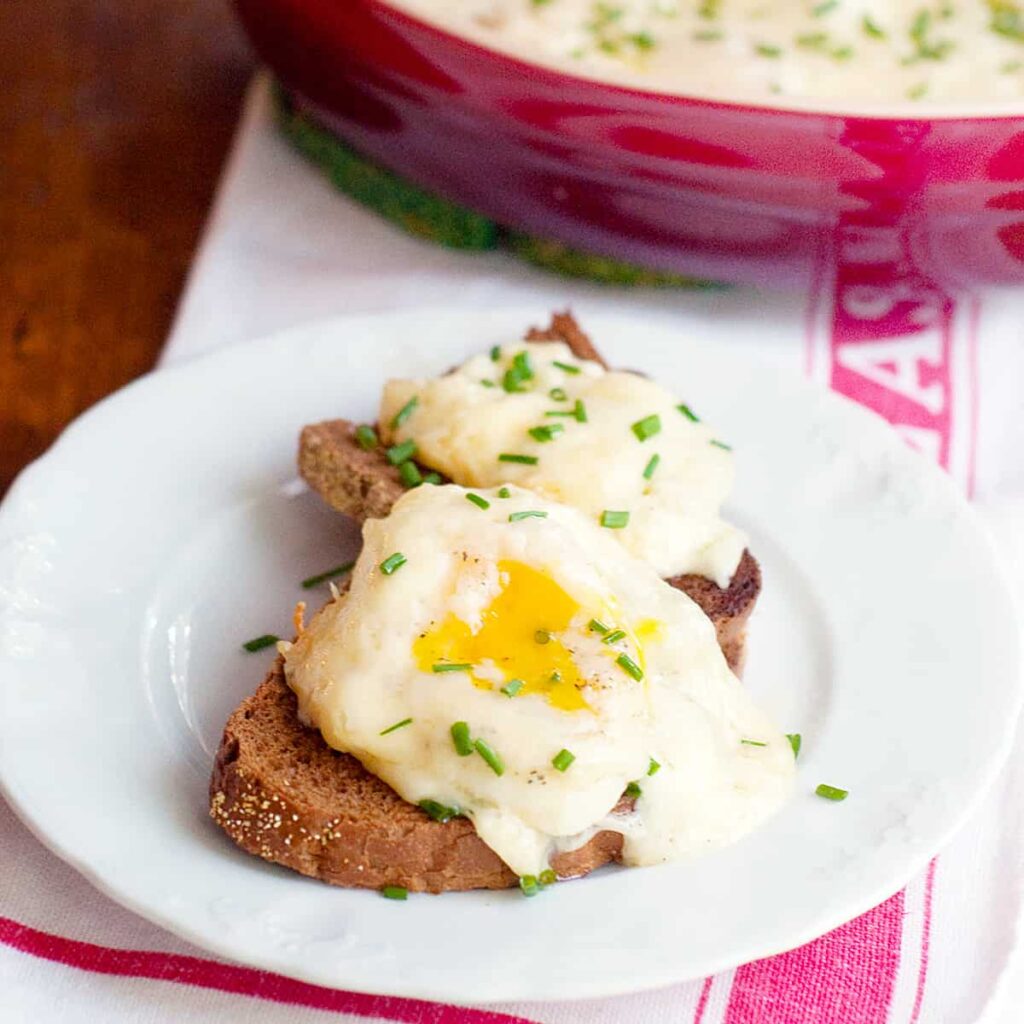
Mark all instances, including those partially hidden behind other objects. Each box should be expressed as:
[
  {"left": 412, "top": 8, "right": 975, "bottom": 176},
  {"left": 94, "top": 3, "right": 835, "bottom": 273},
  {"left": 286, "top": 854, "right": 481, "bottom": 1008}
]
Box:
[
  {"left": 284, "top": 484, "right": 794, "bottom": 878},
  {"left": 385, "top": 0, "right": 1024, "bottom": 106},
  {"left": 380, "top": 340, "right": 745, "bottom": 586}
]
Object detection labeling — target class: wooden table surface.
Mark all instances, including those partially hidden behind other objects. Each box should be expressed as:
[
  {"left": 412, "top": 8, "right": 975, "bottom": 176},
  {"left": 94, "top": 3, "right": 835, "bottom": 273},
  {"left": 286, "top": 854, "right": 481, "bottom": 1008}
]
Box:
[{"left": 0, "top": 1, "right": 254, "bottom": 496}]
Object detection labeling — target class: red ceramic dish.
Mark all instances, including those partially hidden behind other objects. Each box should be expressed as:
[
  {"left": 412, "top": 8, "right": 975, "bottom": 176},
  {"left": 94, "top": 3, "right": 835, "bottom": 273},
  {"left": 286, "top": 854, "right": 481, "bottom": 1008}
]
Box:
[{"left": 233, "top": 0, "right": 1024, "bottom": 288}]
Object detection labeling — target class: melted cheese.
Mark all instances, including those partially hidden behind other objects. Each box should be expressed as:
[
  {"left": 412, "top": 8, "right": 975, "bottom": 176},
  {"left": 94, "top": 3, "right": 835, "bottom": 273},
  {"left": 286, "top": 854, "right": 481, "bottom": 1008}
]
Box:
[
  {"left": 380, "top": 340, "right": 745, "bottom": 586},
  {"left": 284, "top": 484, "right": 794, "bottom": 878}
]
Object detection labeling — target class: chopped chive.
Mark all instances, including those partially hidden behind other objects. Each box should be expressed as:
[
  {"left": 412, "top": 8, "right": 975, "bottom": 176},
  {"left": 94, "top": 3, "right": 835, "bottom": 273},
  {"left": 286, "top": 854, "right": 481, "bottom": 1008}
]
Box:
[
  {"left": 616, "top": 653, "right": 644, "bottom": 681},
  {"left": 399, "top": 461, "right": 422, "bottom": 488},
  {"left": 602, "top": 629, "right": 627, "bottom": 645},
  {"left": 242, "top": 634, "right": 279, "bottom": 653},
  {"left": 301, "top": 561, "right": 355, "bottom": 589},
  {"left": 631, "top": 414, "right": 661, "bottom": 442},
  {"left": 787, "top": 733, "right": 802, "bottom": 758},
  {"left": 528, "top": 423, "right": 564, "bottom": 442},
  {"left": 519, "top": 875, "right": 540, "bottom": 897},
  {"left": 513, "top": 351, "right": 533, "bottom": 379},
  {"left": 625, "top": 781, "right": 642, "bottom": 799},
  {"left": 816, "top": 783, "right": 848, "bottom": 802},
  {"left": 379, "top": 552, "right": 407, "bottom": 575},
  {"left": 509, "top": 510, "right": 548, "bottom": 521},
  {"left": 544, "top": 409, "right": 576, "bottom": 418},
  {"left": 643, "top": 454, "right": 660, "bottom": 480},
  {"left": 647, "top": 757, "right": 661, "bottom": 776},
  {"left": 501, "top": 678, "right": 524, "bottom": 697},
  {"left": 755, "top": 42, "right": 782, "bottom": 57},
  {"left": 741, "top": 738, "right": 768, "bottom": 747},
  {"left": 813, "top": 0, "right": 838, "bottom": 14},
  {"left": 600, "top": 510, "right": 630, "bottom": 529},
  {"left": 391, "top": 396, "right": 419, "bottom": 430},
  {"left": 490, "top": 344, "right": 501, "bottom": 361},
  {"left": 465, "top": 492, "right": 490, "bottom": 510},
  {"left": 552, "top": 360, "right": 581, "bottom": 374},
  {"left": 534, "top": 629, "right": 551, "bottom": 645},
  {"left": 862, "top": 15, "right": 886, "bottom": 39},
  {"left": 474, "top": 738, "right": 505, "bottom": 776},
  {"left": 588, "top": 618, "right": 609, "bottom": 634},
  {"left": 710, "top": 439, "right": 732, "bottom": 451},
  {"left": 552, "top": 748, "right": 575, "bottom": 772},
  {"left": 549, "top": 670, "right": 562, "bottom": 682},
  {"left": 380, "top": 717, "right": 413, "bottom": 736},
  {"left": 418, "top": 799, "right": 460, "bottom": 822},
  {"left": 676, "top": 403, "right": 699, "bottom": 422},
  {"left": 450, "top": 721, "right": 474, "bottom": 756},
  {"left": 480, "top": 379, "right": 496, "bottom": 388},
  {"left": 354, "top": 424, "right": 379, "bottom": 450},
  {"left": 573, "top": 399, "right": 588, "bottom": 423},
  {"left": 497, "top": 486, "right": 511, "bottom": 498},
  {"left": 381, "top": 885, "right": 408, "bottom": 900},
  {"left": 423, "top": 471, "right": 442, "bottom": 485},
  {"left": 433, "top": 662, "right": 472, "bottom": 673},
  {"left": 539, "top": 868, "right": 557, "bottom": 886},
  {"left": 386, "top": 439, "right": 417, "bottom": 465},
  {"left": 549, "top": 387, "right": 568, "bottom": 401},
  {"left": 498, "top": 453, "right": 538, "bottom": 465}
]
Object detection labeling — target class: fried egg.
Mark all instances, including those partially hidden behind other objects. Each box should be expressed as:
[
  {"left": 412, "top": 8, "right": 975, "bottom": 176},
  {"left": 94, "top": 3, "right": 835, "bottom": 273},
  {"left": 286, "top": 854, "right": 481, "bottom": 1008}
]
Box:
[
  {"left": 379, "top": 340, "right": 745, "bottom": 585},
  {"left": 283, "top": 484, "right": 793, "bottom": 879}
]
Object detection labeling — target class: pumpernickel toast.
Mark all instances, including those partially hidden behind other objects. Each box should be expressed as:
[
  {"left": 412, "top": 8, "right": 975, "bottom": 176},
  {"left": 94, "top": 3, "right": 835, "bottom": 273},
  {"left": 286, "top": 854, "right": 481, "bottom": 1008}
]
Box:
[{"left": 298, "top": 312, "right": 761, "bottom": 672}]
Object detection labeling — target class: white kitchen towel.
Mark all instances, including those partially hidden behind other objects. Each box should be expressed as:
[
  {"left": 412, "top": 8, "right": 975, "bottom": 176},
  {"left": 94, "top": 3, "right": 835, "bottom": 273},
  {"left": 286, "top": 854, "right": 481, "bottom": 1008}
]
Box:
[{"left": 2, "top": 73, "right": 1022, "bottom": 1024}]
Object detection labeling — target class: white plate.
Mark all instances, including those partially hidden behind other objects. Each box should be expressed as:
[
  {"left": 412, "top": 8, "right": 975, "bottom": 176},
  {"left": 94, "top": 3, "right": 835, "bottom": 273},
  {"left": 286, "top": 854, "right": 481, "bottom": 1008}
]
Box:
[{"left": 0, "top": 309, "right": 1019, "bottom": 1004}]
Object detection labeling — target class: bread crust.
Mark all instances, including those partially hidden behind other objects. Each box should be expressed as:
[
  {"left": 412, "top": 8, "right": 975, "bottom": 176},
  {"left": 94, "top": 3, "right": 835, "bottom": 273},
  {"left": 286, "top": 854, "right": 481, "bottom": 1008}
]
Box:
[{"left": 210, "top": 658, "right": 628, "bottom": 892}]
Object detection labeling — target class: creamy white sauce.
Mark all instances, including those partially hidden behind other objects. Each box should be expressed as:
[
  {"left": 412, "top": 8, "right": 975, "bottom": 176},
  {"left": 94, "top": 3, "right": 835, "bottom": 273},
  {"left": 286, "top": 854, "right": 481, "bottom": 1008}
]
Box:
[
  {"left": 385, "top": 0, "right": 1024, "bottom": 107},
  {"left": 284, "top": 484, "right": 794, "bottom": 879},
  {"left": 380, "top": 340, "right": 745, "bottom": 586}
]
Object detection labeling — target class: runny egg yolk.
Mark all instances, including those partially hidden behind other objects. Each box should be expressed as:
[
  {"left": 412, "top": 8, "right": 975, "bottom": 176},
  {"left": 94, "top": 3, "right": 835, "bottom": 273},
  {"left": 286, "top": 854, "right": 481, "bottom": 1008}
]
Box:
[{"left": 413, "top": 560, "right": 617, "bottom": 712}]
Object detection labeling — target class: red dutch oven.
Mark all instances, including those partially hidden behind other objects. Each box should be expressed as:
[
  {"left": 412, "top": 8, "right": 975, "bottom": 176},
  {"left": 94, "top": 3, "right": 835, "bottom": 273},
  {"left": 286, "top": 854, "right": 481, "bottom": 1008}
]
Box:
[{"left": 234, "top": 0, "right": 1024, "bottom": 289}]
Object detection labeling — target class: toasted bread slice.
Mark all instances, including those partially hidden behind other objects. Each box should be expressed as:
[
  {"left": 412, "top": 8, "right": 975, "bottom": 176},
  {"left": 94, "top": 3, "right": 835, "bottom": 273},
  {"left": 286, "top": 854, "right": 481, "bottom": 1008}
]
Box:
[
  {"left": 298, "top": 312, "right": 760, "bottom": 672},
  {"left": 210, "top": 656, "right": 629, "bottom": 893}
]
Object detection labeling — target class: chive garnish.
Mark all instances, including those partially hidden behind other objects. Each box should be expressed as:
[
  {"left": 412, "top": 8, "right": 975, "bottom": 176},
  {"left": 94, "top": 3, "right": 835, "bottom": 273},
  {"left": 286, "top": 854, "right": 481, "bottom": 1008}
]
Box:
[
  {"left": 643, "top": 454, "right": 660, "bottom": 480},
  {"left": 647, "top": 757, "right": 661, "bottom": 776},
  {"left": 513, "top": 350, "right": 533, "bottom": 378},
  {"left": 710, "top": 439, "right": 732, "bottom": 451},
  {"left": 480, "top": 379, "right": 496, "bottom": 388},
  {"left": 502, "top": 350, "right": 535, "bottom": 393},
  {"left": 451, "top": 721, "right": 474, "bottom": 756},
  {"left": 423, "top": 472, "right": 442, "bottom": 485},
  {"left": 497, "top": 486, "right": 511, "bottom": 498},
  {"left": 355, "top": 424, "right": 378, "bottom": 450},
  {"left": 787, "top": 733, "right": 802, "bottom": 758},
  {"left": 381, "top": 885, "right": 408, "bottom": 900},
  {"left": 379, "top": 552, "right": 407, "bottom": 575},
  {"left": 862, "top": 15, "right": 886, "bottom": 39},
  {"left": 616, "top": 653, "right": 644, "bottom": 681},
  {"left": 755, "top": 42, "right": 782, "bottom": 57},
  {"left": 588, "top": 618, "right": 609, "bottom": 634},
  {"left": 386, "top": 439, "right": 417, "bottom": 465},
  {"left": 490, "top": 344, "right": 501, "bottom": 361},
  {"left": 631, "top": 414, "right": 661, "bottom": 442},
  {"left": 552, "top": 360, "right": 581, "bottom": 374},
  {"left": 380, "top": 717, "right": 413, "bottom": 736},
  {"left": 474, "top": 738, "right": 505, "bottom": 776},
  {"left": 501, "top": 679, "right": 524, "bottom": 697},
  {"left": 509, "top": 510, "right": 547, "bottom": 521},
  {"left": 418, "top": 799, "right": 460, "bottom": 822},
  {"left": 242, "top": 634, "right": 279, "bottom": 653},
  {"left": 539, "top": 868, "right": 557, "bottom": 886},
  {"left": 676, "top": 403, "right": 699, "bottom": 422},
  {"left": 816, "top": 783, "right": 848, "bottom": 802},
  {"left": 433, "top": 662, "right": 472, "bottom": 673},
  {"left": 625, "top": 781, "right": 642, "bottom": 799},
  {"left": 301, "top": 561, "right": 355, "bottom": 589},
  {"left": 544, "top": 409, "right": 575, "bottom": 418},
  {"left": 399, "top": 461, "right": 422, "bottom": 488},
  {"left": 552, "top": 748, "right": 575, "bottom": 772},
  {"left": 813, "top": 0, "right": 838, "bottom": 14},
  {"left": 602, "top": 629, "right": 627, "bottom": 645},
  {"left": 391, "top": 396, "right": 419, "bottom": 430},
  {"left": 528, "top": 424, "right": 564, "bottom": 442},
  {"left": 741, "top": 738, "right": 768, "bottom": 747},
  {"left": 465, "top": 492, "right": 490, "bottom": 510},
  {"left": 519, "top": 875, "right": 540, "bottom": 897},
  {"left": 549, "top": 387, "right": 568, "bottom": 401},
  {"left": 534, "top": 629, "right": 551, "bottom": 644},
  {"left": 498, "top": 453, "right": 538, "bottom": 465},
  {"left": 600, "top": 510, "right": 630, "bottom": 529},
  {"left": 573, "top": 399, "right": 588, "bottom": 423}
]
